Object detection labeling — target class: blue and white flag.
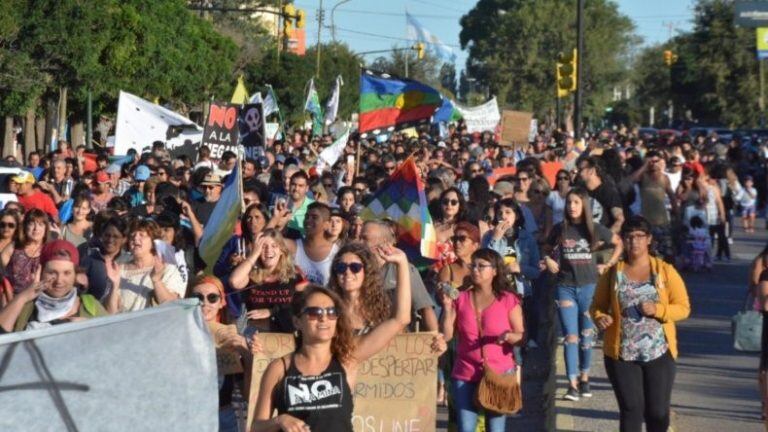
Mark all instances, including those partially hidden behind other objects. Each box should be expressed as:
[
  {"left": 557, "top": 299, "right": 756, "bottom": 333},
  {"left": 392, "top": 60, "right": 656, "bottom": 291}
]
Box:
[
  {"left": 406, "top": 12, "right": 457, "bottom": 63},
  {"left": 199, "top": 161, "right": 243, "bottom": 271},
  {"left": 324, "top": 75, "right": 344, "bottom": 126}
]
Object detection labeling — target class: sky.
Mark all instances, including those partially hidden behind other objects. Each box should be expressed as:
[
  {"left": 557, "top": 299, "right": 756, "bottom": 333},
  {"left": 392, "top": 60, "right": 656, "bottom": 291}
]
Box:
[{"left": 295, "top": 0, "right": 697, "bottom": 71}]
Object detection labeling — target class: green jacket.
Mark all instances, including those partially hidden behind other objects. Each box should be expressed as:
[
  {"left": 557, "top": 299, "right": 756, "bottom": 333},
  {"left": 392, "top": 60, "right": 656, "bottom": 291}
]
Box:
[{"left": 14, "top": 294, "right": 108, "bottom": 332}]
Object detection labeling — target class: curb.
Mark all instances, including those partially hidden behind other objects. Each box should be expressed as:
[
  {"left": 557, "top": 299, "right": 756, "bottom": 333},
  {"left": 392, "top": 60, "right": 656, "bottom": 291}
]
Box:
[{"left": 554, "top": 344, "right": 575, "bottom": 431}]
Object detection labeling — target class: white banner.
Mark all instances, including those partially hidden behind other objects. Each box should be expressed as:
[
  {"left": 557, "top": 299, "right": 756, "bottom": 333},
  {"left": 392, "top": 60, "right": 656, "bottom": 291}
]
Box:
[
  {"left": 0, "top": 301, "right": 218, "bottom": 431},
  {"left": 114, "top": 91, "right": 203, "bottom": 155},
  {"left": 455, "top": 97, "right": 501, "bottom": 134}
]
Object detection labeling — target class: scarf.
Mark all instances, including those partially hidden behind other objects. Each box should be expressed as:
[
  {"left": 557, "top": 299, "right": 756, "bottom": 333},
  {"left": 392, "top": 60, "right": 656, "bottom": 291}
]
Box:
[{"left": 34, "top": 289, "right": 78, "bottom": 324}]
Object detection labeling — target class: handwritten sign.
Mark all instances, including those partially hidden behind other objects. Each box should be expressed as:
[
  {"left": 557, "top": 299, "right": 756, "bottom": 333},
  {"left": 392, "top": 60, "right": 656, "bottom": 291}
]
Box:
[
  {"left": 246, "top": 333, "right": 438, "bottom": 432},
  {"left": 209, "top": 322, "right": 244, "bottom": 375},
  {"left": 500, "top": 110, "right": 533, "bottom": 148}
]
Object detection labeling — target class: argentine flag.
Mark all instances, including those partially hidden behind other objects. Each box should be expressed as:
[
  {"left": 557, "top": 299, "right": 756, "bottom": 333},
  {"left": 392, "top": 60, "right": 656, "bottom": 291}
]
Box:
[{"left": 199, "top": 162, "right": 243, "bottom": 272}]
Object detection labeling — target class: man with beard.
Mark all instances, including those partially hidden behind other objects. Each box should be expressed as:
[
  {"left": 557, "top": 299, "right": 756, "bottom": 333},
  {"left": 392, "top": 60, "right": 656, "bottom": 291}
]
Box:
[{"left": 191, "top": 173, "right": 222, "bottom": 226}]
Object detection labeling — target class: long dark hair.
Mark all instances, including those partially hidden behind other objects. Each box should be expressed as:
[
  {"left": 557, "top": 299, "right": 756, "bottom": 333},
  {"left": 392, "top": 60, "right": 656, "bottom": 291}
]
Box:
[
  {"left": 493, "top": 198, "right": 525, "bottom": 239},
  {"left": 292, "top": 285, "right": 356, "bottom": 364},
  {"left": 562, "top": 187, "right": 599, "bottom": 251},
  {"left": 438, "top": 187, "right": 467, "bottom": 223},
  {"left": 471, "top": 248, "right": 516, "bottom": 299}
]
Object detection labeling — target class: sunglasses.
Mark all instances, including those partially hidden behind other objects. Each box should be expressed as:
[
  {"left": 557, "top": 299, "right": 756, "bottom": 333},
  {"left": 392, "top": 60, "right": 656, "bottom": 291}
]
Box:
[
  {"left": 301, "top": 306, "right": 339, "bottom": 321},
  {"left": 354, "top": 188, "right": 366, "bottom": 194},
  {"left": 518, "top": 177, "right": 531, "bottom": 182},
  {"left": 192, "top": 292, "right": 221, "bottom": 304},
  {"left": 557, "top": 176, "right": 570, "bottom": 181},
  {"left": 0, "top": 222, "right": 15, "bottom": 229},
  {"left": 334, "top": 262, "right": 364, "bottom": 274},
  {"left": 442, "top": 199, "right": 459, "bottom": 206},
  {"left": 200, "top": 185, "right": 218, "bottom": 190},
  {"left": 451, "top": 235, "right": 470, "bottom": 243},
  {"left": 385, "top": 165, "right": 396, "bottom": 172},
  {"left": 471, "top": 169, "right": 484, "bottom": 174}
]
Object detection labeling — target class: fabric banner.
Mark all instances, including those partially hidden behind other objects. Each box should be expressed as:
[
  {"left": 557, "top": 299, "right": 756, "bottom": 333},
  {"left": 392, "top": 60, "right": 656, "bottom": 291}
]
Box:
[
  {"left": 406, "top": 12, "right": 457, "bottom": 63},
  {"left": 455, "top": 97, "right": 500, "bottom": 134},
  {"left": 238, "top": 103, "right": 266, "bottom": 159},
  {"left": 199, "top": 162, "right": 243, "bottom": 271},
  {"left": 247, "top": 333, "right": 438, "bottom": 432},
  {"left": 114, "top": 91, "right": 203, "bottom": 156},
  {"left": 0, "top": 301, "right": 217, "bottom": 431},
  {"left": 202, "top": 102, "right": 240, "bottom": 159},
  {"left": 315, "top": 128, "right": 350, "bottom": 175}
]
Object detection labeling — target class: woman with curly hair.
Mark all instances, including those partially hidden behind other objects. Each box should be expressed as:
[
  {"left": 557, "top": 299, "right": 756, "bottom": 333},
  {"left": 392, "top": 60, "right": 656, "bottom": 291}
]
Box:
[
  {"left": 251, "top": 245, "right": 425, "bottom": 431},
  {"left": 229, "top": 228, "right": 307, "bottom": 332},
  {"left": 328, "top": 242, "right": 392, "bottom": 333}
]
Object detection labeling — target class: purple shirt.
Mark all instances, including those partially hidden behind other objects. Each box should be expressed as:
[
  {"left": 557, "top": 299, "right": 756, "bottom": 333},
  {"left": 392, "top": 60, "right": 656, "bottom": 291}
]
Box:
[{"left": 451, "top": 290, "right": 519, "bottom": 383}]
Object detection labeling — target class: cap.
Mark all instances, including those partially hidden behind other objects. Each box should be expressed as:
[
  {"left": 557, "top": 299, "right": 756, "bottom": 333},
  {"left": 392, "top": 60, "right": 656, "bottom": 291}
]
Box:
[
  {"left": 470, "top": 147, "right": 484, "bottom": 158},
  {"left": 95, "top": 170, "right": 110, "bottom": 184},
  {"left": 11, "top": 171, "right": 35, "bottom": 184},
  {"left": 454, "top": 221, "right": 481, "bottom": 244},
  {"left": 329, "top": 206, "right": 344, "bottom": 219},
  {"left": 494, "top": 181, "right": 515, "bottom": 196},
  {"left": 437, "top": 141, "right": 447, "bottom": 148},
  {"left": 134, "top": 165, "right": 150, "bottom": 181},
  {"left": 257, "top": 156, "right": 270, "bottom": 169},
  {"left": 40, "top": 240, "right": 79, "bottom": 268},
  {"left": 105, "top": 163, "right": 122, "bottom": 175},
  {"left": 275, "top": 155, "right": 286, "bottom": 163},
  {"left": 200, "top": 173, "right": 222, "bottom": 186}
]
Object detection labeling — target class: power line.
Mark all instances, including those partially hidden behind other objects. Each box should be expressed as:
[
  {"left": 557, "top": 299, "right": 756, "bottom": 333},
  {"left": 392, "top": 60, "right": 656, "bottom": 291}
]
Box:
[
  {"left": 409, "top": 0, "right": 467, "bottom": 14},
  {"left": 333, "top": 26, "right": 463, "bottom": 48}
]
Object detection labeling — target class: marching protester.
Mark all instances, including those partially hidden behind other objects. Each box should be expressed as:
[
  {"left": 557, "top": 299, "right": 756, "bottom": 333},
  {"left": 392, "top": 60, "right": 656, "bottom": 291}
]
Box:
[{"left": 592, "top": 216, "right": 690, "bottom": 432}]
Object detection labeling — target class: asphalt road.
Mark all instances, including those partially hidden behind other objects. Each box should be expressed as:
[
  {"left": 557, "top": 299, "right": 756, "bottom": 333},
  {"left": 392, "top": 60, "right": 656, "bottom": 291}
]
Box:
[{"left": 558, "top": 224, "right": 766, "bottom": 432}]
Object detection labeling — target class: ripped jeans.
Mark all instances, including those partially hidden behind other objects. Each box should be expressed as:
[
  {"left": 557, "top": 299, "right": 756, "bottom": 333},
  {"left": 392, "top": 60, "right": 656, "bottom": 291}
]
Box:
[{"left": 556, "top": 283, "right": 596, "bottom": 382}]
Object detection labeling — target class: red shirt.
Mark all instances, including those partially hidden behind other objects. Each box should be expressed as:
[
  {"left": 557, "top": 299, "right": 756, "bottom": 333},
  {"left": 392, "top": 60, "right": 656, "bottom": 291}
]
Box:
[{"left": 17, "top": 190, "right": 58, "bottom": 220}]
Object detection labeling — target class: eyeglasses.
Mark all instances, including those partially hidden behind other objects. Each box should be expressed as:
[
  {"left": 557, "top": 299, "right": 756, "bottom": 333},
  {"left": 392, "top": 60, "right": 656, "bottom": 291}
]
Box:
[
  {"left": 301, "top": 306, "right": 339, "bottom": 321},
  {"left": 334, "top": 262, "right": 364, "bottom": 274},
  {"left": 192, "top": 292, "right": 221, "bottom": 304},
  {"left": 470, "top": 263, "right": 494, "bottom": 271},
  {"left": 200, "top": 185, "right": 217, "bottom": 190},
  {"left": 442, "top": 199, "right": 459, "bottom": 206},
  {"left": 354, "top": 188, "right": 366, "bottom": 194},
  {"left": 623, "top": 233, "right": 648, "bottom": 242},
  {"left": 451, "top": 235, "right": 470, "bottom": 244},
  {"left": 0, "top": 222, "right": 16, "bottom": 229},
  {"left": 471, "top": 169, "right": 484, "bottom": 174}
]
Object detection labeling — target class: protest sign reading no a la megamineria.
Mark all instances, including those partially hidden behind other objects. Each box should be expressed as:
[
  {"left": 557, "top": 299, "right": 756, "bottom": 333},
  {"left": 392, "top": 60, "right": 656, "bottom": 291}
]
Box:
[
  {"left": 247, "top": 332, "right": 438, "bottom": 432},
  {"left": 202, "top": 102, "right": 240, "bottom": 159}
]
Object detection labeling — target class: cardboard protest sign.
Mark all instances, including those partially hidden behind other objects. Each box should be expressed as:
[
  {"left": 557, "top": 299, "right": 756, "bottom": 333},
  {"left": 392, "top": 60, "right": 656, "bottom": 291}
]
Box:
[
  {"left": 247, "top": 332, "right": 439, "bottom": 432},
  {"left": 203, "top": 102, "right": 240, "bottom": 159},
  {"left": 238, "top": 103, "right": 266, "bottom": 159},
  {"left": 500, "top": 110, "right": 533, "bottom": 147}
]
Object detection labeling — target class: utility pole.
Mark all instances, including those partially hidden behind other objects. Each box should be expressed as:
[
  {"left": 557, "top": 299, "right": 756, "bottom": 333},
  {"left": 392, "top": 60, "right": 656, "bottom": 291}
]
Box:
[
  {"left": 316, "top": 0, "right": 324, "bottom": 79},
  {"left": 574, "top": 0, "right": 585, "bottom": 139},
  {"left": 331, "top": 0, "right": 352, "bottom": 43},
  {"left": 404, "top": 54, "right": 409, "bottom": 78}
]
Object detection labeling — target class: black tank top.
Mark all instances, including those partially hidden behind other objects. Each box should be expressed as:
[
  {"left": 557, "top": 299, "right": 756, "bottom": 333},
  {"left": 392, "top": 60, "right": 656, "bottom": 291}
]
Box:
[{"left": 275, "top": 355, "right": 354, "bottom": 431}]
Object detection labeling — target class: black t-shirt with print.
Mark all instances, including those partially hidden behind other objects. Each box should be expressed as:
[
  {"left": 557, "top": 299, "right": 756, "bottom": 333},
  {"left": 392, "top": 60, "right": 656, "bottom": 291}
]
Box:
[
  {"left": 548, "top": 222, "right": 613, "bottom": 287},
  {"left": 589, "top": 181, "right": 622, "bottom": 229},
  {"left": 244, "top": 276, "right": 303, "bottom": 332}
]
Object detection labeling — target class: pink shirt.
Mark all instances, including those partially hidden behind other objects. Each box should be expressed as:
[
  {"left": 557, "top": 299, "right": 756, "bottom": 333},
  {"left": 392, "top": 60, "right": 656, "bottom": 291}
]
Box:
[{"left": 451, "top": 290, "right": 519, "bottom": 383}]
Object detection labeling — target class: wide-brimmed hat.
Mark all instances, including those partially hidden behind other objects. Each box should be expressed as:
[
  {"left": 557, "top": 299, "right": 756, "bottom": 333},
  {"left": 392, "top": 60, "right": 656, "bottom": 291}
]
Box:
[{"left": 200, "top": 173, "right": 222, "bottom": 186}]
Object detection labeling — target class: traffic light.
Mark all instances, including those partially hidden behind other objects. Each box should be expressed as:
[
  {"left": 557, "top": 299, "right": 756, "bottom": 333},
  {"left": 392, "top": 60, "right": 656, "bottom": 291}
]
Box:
[
  {"left": 282, "top": 3, "right": 296, "bottom": 35},
  {"left": 296, "top": 9, "right": 306, "bottom": 29},
  {"left": 414, "top": 43, "right": 425, "bottom": 60},
  {"left": 663, "top": 50, "right": 678, "bottom": 66},
  {"left": 557, "top": 49, "right": 577, "bottom": 98}
]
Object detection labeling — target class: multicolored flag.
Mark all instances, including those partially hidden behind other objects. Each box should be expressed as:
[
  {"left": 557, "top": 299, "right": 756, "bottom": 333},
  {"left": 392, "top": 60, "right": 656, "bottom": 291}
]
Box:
[
  {"left": 231, "top": 75, "right": 249, "bottom": 105},
  {"left": 304, "top": 78, "right": 324, "bottom": 136},
  {"left": 359, "top": 69, "right": 442, "bottom": 135},
  {"left": 433, "top": 98, "right": 463, "bottom": 124},
  {"left": 199, "top": 162, "right": 243, "bottom": 272},
  {"left": 360, "top": 157, "right": 438, "bottom": 265}
]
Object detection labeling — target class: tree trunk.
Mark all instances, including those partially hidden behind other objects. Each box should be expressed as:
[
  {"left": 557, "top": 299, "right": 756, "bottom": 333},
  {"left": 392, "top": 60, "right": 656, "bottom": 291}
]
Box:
[
  {"left": 44, "top": 98, "right": 57, "bottom": 153},
  {"left": 57, "top": 87, "right": 68, "bottom": 143},
  {"left": 71, "top": 121, "right": 84, "bottom": 149},
  {"left": 2, "top": 116, "right": 14, "bottom": 158},
  {"left": 35, "top": 116, "right": 45, "bottom": 153},
  {"left": 23, "top": 108, "right": 36, "bottom": 160}
]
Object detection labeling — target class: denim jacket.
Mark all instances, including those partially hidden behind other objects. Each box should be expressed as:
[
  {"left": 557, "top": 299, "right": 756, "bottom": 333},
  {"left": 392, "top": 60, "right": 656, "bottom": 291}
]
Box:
[{"left": 482, "top": 229, "right": 541, "bottom": 296}]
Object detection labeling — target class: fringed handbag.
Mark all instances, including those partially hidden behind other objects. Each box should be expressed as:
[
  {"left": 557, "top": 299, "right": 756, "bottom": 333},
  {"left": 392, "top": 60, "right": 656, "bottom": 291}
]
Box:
[{"left": 473, "top": 291, "right": 523, "bottom": 415}]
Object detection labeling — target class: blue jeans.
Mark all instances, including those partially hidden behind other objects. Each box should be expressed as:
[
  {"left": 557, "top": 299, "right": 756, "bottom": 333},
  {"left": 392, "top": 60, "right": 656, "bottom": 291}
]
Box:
[
  {"left": 218, "top": 406, "right": 238, "bottom": 432},
  {"left": 557, "top": 284, "right": 596, "bottom": 382},
  {"left": 452, "top": 379, "right": 508, "bottom": 432}
]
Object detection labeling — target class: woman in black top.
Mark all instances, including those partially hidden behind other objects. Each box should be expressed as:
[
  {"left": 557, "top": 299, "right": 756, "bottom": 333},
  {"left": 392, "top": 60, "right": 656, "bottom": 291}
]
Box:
[{"left": 252, "top": 246, "right": 442, "bottom": 431}]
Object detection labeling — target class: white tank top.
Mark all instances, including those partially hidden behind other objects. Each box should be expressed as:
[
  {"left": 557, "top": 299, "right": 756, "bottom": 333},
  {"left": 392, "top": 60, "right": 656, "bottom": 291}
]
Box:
[{"left": 294, "top": 239, "right": 339, "bottom": 286}]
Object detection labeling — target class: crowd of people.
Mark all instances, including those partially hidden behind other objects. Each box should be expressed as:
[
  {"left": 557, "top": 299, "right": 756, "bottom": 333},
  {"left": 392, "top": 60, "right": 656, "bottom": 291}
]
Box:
[{"left": 10, "top": 121, "right": 768, "bottom": 431}]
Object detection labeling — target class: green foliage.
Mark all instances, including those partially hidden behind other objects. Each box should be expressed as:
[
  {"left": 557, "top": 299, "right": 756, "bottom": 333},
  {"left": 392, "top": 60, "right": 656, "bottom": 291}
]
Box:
[
  {"left": 439, "top": 63, "right": 458, "bottom": 98},
  {"left": 459, "top": 0, "right": 637, "bottom": 121},
  {"left": 244, "top": 42, "right": 362, "bottom": 125}
]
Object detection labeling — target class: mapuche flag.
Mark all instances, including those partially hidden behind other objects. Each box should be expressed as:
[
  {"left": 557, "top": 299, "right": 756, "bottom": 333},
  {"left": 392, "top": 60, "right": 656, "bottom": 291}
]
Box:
[
  {"left": 359, "top": 157, "right": 438, "bottom": 265},
  {"left": 358, "top": 69, "right": 442, "bottom": 135}
]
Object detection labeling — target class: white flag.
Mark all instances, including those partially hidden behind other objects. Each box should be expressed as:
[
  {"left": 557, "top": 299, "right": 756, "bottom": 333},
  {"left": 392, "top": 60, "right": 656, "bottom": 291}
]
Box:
[
  {"left": 315, "top": 128, "right": 350, "bottom": 175},
  {"left": 324, "top": 75, "right": 344, "bottom": 126},
  {"left": 249, "top": 92, "right": 263, "bottom": 104},
  {"left": 263, "top": 85, "right": 280, "bottom": 117},
  {"left": 114, "top": 91, "right": 202, "bottom": 155}
]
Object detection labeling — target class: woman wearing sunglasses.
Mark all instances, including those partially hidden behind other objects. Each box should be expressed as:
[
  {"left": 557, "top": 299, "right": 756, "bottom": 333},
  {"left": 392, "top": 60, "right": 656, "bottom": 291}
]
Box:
[
  {"left": 230, "top": 228, "right": 306, "bottom": 332},
  {"left": 434, "top": 187, "right": 466, "bottom": 271},
  {"left": 190, "top": 275, "right": 257, "bottom": 432},
  {"left": 252, "top": 246, "right": 419, "bottom": 431},
  {"left": 327, "top": 243, "right": 398, "bottom": 334},
  {"left": 439, "top": 248, "right": 524, "bottom": 432},
  {"left": 591, "top": 216, "right": 690, "bottom": 432},
  {"left": 0, "top": 209, "right": 21, "bottom": 259}
]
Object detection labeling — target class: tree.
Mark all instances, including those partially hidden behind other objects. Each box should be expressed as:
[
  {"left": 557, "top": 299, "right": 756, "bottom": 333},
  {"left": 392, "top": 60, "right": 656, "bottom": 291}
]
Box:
[
  {"left": 459, "top": 0, "right": 638, "bottom": 124},
  {"left": 458, "top": 70, "right": 471, "bottom": 102},
  {"left": 439, "top": 63, "right": 458, "bottom": 98}
]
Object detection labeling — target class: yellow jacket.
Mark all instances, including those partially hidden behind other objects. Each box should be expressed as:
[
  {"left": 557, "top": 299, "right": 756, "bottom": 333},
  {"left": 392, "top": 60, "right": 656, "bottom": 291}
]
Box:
[{"left": 590, "top": 256, "right": 691, "bottom": 360}]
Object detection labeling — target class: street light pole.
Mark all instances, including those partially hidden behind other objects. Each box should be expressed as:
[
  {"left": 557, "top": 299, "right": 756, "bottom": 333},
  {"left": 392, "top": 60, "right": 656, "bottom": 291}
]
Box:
[
  {"left": 574, "top": 0, "right": 584, "bottom": 139},
  {"left": 331, "top": 0, "right": 352, "bottom": 43},
  {"left": 316, "top": 0, "right": 324, "bottom": 79}
]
